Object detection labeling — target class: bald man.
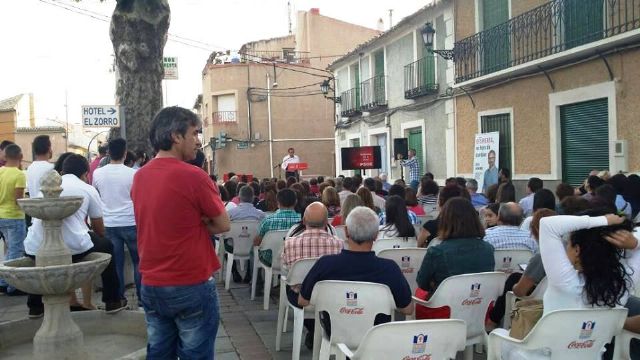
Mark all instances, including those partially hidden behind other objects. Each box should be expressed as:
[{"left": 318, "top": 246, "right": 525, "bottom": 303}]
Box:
[
  {"left": 280, "top": 202, "right": 344, "bottom": 349},
  {"left": 483, "top": 202, "right": 538, "bottom": 251},
  {"left": 281, "top": 202, "right": 343, "bottom": 275}
]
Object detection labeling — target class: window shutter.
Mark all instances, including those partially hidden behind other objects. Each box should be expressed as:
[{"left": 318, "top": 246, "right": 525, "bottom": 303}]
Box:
[
  {"left": 560, "top": 98, "right": 609, "bottom": 186},
  {"left": 481, "top": 113, "right": 512, "bottom": 173}
]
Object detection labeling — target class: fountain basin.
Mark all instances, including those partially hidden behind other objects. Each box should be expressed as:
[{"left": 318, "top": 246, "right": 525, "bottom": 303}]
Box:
[
  {"left": 0, "top": 253, "right": 111, "bottom": 295},
  {"left": 0, "top": 311, "right": 147, "bottom": 360},
  {"left": 17, "top": 196, "right": 84, "bottom": 220}
]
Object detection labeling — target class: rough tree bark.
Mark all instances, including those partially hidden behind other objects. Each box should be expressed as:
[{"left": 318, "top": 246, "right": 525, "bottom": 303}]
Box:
[{"left": 109, "top": 0, "right": 170, "bottom": 156}]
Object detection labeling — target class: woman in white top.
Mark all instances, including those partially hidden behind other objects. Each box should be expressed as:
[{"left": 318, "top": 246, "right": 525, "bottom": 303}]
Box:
[
  {"left": 499, "top": 210, "right": 639, "bottom": 359},
  {"left": 378, "top": 195, "right": 416, "bottom": 239}
]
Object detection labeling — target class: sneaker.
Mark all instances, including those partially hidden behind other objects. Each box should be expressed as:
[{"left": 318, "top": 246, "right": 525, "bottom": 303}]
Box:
[
  {"left": 29, "top": 307, "right": 44, "bottom": 319},
  {"left": 105, "top": 299, "right": 128, "bottom": 314},
  {"left": 0, "top": 286, "right": 7, "bottom": 295}
]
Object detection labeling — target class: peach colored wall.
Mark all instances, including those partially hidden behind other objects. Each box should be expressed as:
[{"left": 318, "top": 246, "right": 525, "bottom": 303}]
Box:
[
  {"left": 202, "top": 62, "right": 335, "bottom": 178},
  {"left": 0, "top": 112, "right": 16, "bottom": 142},
  {"left": 456, "top": 50, "right": 640, "bottom": 175}
]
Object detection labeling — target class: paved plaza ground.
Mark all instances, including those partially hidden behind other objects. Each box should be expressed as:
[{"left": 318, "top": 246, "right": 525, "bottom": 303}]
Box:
[{"left": 0, "top": 275, "right": 489, "bottom": 359}]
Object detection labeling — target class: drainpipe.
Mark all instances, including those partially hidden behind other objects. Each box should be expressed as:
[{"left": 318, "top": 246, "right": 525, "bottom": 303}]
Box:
[{"left": 267, "top": 72, "right": 274, "bottom": 177}]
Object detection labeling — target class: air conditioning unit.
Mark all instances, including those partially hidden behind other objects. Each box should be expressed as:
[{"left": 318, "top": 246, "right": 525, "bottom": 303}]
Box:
[{"left": 612, "top": 140, "right": 628, "bottom": 173}]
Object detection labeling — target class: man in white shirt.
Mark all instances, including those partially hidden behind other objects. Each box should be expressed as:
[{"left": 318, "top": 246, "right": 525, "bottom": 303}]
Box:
[
  {"left": 281, "top": 147, "right": 300, "bottom": 180},
  {"left": 26, "top": 135, "right": 54, "bottom": 199},
  {"left": 518, "top": 177, "right": 543, "bottom": 218},
  {"left": 92, "top": 138, "right": 140, "bottom": 302},
  {"left": 24, "top": 154, "right": 125, "bottom": 317}
]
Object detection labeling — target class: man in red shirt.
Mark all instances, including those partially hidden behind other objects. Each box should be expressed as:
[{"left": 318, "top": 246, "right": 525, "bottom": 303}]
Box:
[{"left": 131, "top": 106, "right": 230, "bottom": 359}]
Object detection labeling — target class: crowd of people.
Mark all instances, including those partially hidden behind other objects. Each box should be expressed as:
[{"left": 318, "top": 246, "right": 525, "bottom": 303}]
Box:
[{"left": 1, "top": 105, "right": 640, "bottom": 358}]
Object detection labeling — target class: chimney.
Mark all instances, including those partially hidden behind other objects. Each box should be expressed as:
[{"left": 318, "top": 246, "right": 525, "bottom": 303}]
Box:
[
  {"left": 29, "top": 93, "right": 35, "bottom": 127},
  {"left": 310, "top": 8, "right": 320, "bottom": 15},
  {"left": 377, "top": 18, "right": 385, "bottom": 31}
]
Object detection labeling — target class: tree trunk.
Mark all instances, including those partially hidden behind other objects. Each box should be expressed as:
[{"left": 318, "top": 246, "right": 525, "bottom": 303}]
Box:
[{"left": 109, "top": 0, "right": 170, "bottom": 156}]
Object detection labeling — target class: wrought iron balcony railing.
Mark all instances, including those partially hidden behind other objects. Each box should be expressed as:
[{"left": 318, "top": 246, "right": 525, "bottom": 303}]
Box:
[
  {"left": 212, "top": 111, "right": 237, "bottom": 123},
  {"left": 454, "top": 0, "right": 640, "bottom": 83},
  {"left": 360, "top": 75, "right": 387, "bottom": 110},
  {"left": 404, "top": 56, "right": 439, "bottom": 99},
  {"left": 241, "top": 50, "right": 310, "bottom": 64},
  {"left": 340, "top": 88, "right": 361, "bottom": 117}
]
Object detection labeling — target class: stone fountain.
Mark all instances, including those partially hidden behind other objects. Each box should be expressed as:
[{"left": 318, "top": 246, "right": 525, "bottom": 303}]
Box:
[{"left": 0, "top": 170, "right": 146, "bottom": 360}]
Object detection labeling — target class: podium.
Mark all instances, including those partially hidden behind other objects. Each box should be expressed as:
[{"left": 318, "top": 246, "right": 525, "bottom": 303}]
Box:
[{"left": 286, "top": 163, "right": 308, "bottom": 171}]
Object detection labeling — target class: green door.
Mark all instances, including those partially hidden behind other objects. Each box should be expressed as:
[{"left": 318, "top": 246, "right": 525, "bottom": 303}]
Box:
[
  {"left": 561, "top": 98, "right": 609, "bottom": 186},
  {"left": 482, "top": 0, "right": 510, "bottom": 75},
  {"left": 408, "top": 129, "right": 424, "bottom": 176},
  {"left": 564, "top": 0, "right": 603, "bottom": 49},
  {"left": 352, "top": 63, "right": 361, "bottom": 109}
]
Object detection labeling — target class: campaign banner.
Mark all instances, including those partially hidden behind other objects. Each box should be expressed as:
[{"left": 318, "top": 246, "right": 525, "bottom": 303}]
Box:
[
  {"left": 341, "top": 146, "right": 382, "bottom": 170},
  {"left": 473, "top": 132, "right": 500, "bottom": 192}
]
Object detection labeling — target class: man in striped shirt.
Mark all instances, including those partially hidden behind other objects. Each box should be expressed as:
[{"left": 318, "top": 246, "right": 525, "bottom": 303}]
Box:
[{"left": 254, "top": 188, "right": 301, "bottom": 266}]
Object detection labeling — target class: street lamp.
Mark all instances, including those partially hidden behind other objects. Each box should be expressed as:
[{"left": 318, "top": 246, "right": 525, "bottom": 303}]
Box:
[
  {"left": 421, "top": 22, "right": 456, "bottom": 61},
  {"left": 320, "top": 79, "right": 341, "bottom": 103}
]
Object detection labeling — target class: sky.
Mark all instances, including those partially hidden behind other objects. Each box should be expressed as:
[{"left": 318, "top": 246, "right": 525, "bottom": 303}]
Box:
[{"left": 0, "top": 0, "right": 429, "bottom": 128}]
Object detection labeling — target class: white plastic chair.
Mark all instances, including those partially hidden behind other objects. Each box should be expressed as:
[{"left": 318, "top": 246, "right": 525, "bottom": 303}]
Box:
[
  {"left": 494, "top": 249, "right": 534, "bottom": 274},
  {"left": 503, "top": 277, "right": 548, "bottom": 329},
  {"left": 334, "top": 225, "right": 347, "bottom": 241},
  {"left": 336, "top": 319, "right": 467, "bottom": 360},
  {"left": 372, "top": 237, "right": 418, "bottom": 254},
  {"left": 377, "top": 248, "right": 427, "bottom": 295},
  {"left": 275, "top": 257, "right": 319, "bottom": 360},
  {"left": 250, "top": 229, "right": 288, "bottom": 310},
  {"left": 309, "top": 280, "right": 396, "bottom": 360},
  {"left": 613, "top": 328, "right": 640, "bottom": 360},
  {"left": 412, "top": 272, "right": 506, "bottom": 360},
  {"left": 222, "top": 220, "right": 260, "bottom": 290},
  {"left": 488, "top": 308, "right": 628, "bottom": 360}
]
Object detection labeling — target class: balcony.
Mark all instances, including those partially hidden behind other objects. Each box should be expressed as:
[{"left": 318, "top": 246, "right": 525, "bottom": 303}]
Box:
[
  {"left": 404, "top": 56, "right": 439, "bottom": 99},
  {"left": 212, "top": 111, "right": 237, "bottom": 124},
  {"left": 241, "top": 50, "right": 310, "bottom": 64},
  {"left": 454, "top": 0, "right": 640, "bottom": 83},
  {"left": 340, "top": 88, "right": 361, "bottom": 117},
  {"left": 360, "top": 75, "right": 388, "bottom": 111}
]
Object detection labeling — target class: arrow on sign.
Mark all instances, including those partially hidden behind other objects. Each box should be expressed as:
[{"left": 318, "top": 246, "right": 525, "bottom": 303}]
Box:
[{"left": 108, "top": 108, "right": 116, "bottom": 115}]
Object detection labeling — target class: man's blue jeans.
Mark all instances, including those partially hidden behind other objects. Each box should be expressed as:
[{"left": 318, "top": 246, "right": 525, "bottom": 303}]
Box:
[
  {"left": 141, "top": 278, "right": 220, "bottom": 359},
  {"left": 105, "top": 226, "right": 140, "bottom": 300},
  {"left": 0, "top": 219, "right": 26, "bottom": 292},
  {"left": 410, "top": 180, "right": 420, "bottom": 191}
]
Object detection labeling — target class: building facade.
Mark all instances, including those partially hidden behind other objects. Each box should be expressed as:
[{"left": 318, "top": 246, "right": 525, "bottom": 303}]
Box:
[
  {"left": 451, "top": 0, "right": 640, "bottom": 193},
  {"left": 0, "top": 94, "right": 35, "bottom": 143},
  {"left": 330, "top": 1, "right": 455, "bottom": 183},
  {"left": 200, "top": 9, "right": 380, "bottom": 179}
]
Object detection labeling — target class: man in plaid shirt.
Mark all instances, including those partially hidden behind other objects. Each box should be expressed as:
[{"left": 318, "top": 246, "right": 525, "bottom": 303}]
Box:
[
  {"left": 281, "top": 202, "right": 343, "bottom": 275},
  {"left": 281, "top": 201, "right": 343, "bottom": 349},
  {"left": 254, "top": 188, "right": 301, "bottom": 266},
  {"left": 399, "top": 149, "right": 421, "bottom": 191}
]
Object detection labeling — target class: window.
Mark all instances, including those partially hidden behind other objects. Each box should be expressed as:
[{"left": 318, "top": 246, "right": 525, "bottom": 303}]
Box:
[
  {"left": 563, "top": 0, "right": 603, "bottom": 49},
  {"left": 214, "top": 94, "right": 236, "bottom": 123},
  {"left": 481, "top": 113, "right": 512, "bottom": 172},
  {"left": 560, "top": 98, "right": 609, "bottom": 186},
  {"left": 481, "top": 0, "right": 510, "bottom": 74}
]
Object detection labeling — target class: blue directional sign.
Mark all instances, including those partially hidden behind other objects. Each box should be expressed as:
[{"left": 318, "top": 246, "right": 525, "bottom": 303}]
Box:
[{"left": 81, "top": 105, "right": 120, "bottom": 128}]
